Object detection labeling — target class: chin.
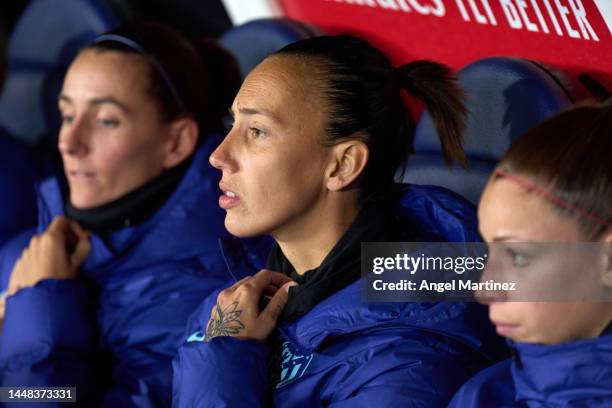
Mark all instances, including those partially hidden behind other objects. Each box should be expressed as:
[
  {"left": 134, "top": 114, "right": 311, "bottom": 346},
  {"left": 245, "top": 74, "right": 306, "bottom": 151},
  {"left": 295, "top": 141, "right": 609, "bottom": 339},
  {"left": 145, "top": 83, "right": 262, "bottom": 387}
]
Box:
[
  {"left": 224, "top": 217, "right": 268, "bottom": 238},
  {"left": 225, "top": 221, "right": 257, "bottom": 238},
  {"left": 70, "top": 193, "right": 106, "bottom": 210}
]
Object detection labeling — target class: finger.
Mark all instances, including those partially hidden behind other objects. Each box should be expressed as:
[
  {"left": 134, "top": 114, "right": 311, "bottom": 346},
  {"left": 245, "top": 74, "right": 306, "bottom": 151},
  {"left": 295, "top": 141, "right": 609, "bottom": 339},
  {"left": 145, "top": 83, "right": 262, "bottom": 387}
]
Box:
[
  {"left": 7, "top": 272, "right": 19, "bottom": 296},
  {"left": 68, "top": 220, "right": 88, "bottom": 238},
  {"left": 70, "top": 232, "right": 91, "bottom": 267},
  {"left": 47, "top": 216, "right": 71, "bottom": 234},
  {"left": 66, "top": 221, "right": 92, "bottom": 255},
  {"left": 228, "top": 275, "right": 252, "bottom": 291},
  {"left": 7, "top": 258, "right": 25, "bottom": 296},
  {"left": 246, "top": 270, "right": 294, "bottom": 294},
  {"left": 45, "top": 217, "right": 76, "bottom": 253},
  {"left": 261, "top": 284, "right": 282, "bottom": 297},
  {"left": 260, "top": 281, "right": 297, "bottom": 323},
  {"left": 28, "top": 234, "right": 40, "bottom": 248}
]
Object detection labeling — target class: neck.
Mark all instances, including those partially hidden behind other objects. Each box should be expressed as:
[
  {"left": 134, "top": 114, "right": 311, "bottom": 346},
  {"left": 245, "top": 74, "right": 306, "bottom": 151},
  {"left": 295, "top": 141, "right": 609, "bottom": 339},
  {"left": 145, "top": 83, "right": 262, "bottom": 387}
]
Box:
[{"left": 273, "top": 191, "right": 361, "bottom": 275}]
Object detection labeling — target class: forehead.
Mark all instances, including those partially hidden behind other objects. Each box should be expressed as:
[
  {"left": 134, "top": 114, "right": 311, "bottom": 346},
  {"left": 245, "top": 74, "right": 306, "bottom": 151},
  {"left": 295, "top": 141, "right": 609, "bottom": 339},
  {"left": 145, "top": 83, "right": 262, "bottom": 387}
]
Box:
[
  {"left": 478, "top": 177, "right": 582, "bottom": 241},
  {"left": 234, "top": 56, "right": 324, "bottom": 125},
  {"left": 62, "top": 50, "right": 151, "bottom": 100}
]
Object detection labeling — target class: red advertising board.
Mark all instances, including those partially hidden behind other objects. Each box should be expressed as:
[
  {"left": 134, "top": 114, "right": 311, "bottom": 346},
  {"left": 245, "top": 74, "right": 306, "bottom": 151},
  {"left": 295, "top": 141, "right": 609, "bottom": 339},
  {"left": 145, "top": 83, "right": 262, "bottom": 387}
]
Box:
[{"left": 280, "top": 0, "right": 612, "bottom": 94}]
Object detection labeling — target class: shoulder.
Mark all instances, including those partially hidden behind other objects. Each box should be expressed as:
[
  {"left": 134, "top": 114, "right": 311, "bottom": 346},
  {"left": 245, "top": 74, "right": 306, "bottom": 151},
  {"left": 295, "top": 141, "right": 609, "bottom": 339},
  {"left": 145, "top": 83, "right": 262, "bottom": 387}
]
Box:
[
  {"left": 395, "top": 183, "right": 480, "bottom": 242},
  {"left": 305, "top": 328, "right": 501, "bottom": 407},
  {"left": 448, "top": 358, "right": 515, "bottom": 408}
]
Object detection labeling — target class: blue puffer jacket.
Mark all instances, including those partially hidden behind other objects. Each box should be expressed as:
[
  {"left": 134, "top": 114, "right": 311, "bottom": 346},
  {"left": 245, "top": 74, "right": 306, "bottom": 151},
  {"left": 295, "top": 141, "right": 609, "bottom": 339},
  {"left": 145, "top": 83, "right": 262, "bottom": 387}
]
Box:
[
  {"left": 0, "top": 127, "right": 42, "bottom": 247},
  {"left": 173, "top": 185, "right": 505, "bottom": 407},
  {"left": 0, "top": 135, "right": 270, "bottom": 407},
  {"left": 449, "top": 333, "right": 612, "bottom": 407}
]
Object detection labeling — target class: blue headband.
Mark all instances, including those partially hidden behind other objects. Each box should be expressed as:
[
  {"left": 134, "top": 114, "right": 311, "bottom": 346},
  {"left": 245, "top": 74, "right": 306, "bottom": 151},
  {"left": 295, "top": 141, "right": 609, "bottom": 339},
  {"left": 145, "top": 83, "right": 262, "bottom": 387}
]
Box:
[{"left": 92, "top": 34, "right": 187, "bottom": 113}]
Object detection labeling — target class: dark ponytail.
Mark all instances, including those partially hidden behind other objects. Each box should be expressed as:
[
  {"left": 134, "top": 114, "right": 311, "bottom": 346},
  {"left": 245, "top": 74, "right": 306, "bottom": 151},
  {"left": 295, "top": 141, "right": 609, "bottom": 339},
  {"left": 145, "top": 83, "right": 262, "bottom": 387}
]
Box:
[
  {"left": 272, "top": 35, "right": 467, "bottom": 199},
  {"left": 397, "top": 61, "right": 467, "bottom": 167}
]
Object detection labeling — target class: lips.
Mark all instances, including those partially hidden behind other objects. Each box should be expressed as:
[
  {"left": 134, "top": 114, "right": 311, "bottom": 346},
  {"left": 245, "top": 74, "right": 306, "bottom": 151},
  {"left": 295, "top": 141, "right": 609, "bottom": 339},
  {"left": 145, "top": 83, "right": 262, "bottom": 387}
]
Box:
[
  {"left": 491, "top": 320, "right": 519, "bottom": 337},
  {"left": 67, "top": 169, "right": 96, "bottom": 181},
  {"left": 218, "top": 182, "right": 240, "bottom": 210}
]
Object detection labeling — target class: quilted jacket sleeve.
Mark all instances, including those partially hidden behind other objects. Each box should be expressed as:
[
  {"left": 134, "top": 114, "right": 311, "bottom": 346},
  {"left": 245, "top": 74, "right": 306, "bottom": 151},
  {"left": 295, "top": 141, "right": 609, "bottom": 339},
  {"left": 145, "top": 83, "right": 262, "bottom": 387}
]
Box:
[{"left": 0, "top": 278, "right": 99, "bottom": 407}]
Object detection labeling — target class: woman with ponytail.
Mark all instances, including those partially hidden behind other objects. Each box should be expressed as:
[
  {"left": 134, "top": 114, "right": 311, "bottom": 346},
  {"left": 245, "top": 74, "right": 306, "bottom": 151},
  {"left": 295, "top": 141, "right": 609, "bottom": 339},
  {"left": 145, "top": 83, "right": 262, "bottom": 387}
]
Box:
[
  {"left": 173, "top": 35, "right": 502, "bottom": 407},
  {"left": 0, "top": 22, "right": 268, "bottom": 407}
]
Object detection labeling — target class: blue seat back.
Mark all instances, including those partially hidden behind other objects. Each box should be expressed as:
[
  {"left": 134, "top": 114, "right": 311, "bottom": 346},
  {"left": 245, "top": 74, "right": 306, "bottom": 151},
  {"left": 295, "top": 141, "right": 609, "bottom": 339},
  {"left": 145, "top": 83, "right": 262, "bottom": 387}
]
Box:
[
  {"left": 400, "top": 57, "right": 573, "bottom": 204},
  {"left": 219, "top": 18, "right": 321, "bottom": 79},
  {"left": 0, "top": 0, "right": 118, "bottom": 144}
]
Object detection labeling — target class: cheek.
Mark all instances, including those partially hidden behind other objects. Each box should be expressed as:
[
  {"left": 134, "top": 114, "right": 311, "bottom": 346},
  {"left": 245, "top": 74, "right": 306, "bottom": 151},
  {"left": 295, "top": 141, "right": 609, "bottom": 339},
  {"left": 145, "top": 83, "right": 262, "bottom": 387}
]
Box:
[
  {"left": 490, "top": 302, "right": 531, "bottom": 322},
  {"left": 555, "top": 303, "right": 611, "bottom": 337},
  {"left": 93, "top": 131, "right": 165, "bottom": 178},
  {"left": 514, "top": 303, "right": 603, "bottom": 343},
  {"left": 93, "top": 142, "right": 142, "bottom": 179},
  {"left": 227, "top": 148, "right": 323, "bottom": 236},
  {"left": 253, "top": 156, "right": 319, "bottom": 212}
]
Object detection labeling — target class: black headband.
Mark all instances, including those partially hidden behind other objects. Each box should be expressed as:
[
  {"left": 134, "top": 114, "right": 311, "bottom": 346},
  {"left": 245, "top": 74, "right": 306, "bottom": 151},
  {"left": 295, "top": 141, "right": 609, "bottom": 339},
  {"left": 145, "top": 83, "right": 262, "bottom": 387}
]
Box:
[{"left": 92, "top": 34, "right": 187, "bottom": 113}]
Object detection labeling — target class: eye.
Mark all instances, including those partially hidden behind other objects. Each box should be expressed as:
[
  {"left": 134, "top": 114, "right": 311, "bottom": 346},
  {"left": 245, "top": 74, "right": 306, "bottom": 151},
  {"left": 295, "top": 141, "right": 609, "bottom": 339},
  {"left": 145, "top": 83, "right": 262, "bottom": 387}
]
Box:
[
  {"left": 61, "top": 115, "right": 75, "bottom": 125},
  {"left": 249, "top": 127, "right": 266, "bottom": 139},
  {"left": 506, "top": 248, "right": 529, "bottom": 267},
  {"left": 97, "top": 118, "right": 119, "bottom": 129}
]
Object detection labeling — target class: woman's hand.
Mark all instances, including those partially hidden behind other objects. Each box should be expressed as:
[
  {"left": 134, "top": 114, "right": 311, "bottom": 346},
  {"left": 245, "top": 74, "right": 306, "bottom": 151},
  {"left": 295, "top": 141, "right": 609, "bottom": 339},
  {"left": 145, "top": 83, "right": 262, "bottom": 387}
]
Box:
[
  {"left": 204, "top": 269, "right": 297, "bottom": 343},
  {"left": 7, "top": 216, "right": 91, "bottom": 296}
]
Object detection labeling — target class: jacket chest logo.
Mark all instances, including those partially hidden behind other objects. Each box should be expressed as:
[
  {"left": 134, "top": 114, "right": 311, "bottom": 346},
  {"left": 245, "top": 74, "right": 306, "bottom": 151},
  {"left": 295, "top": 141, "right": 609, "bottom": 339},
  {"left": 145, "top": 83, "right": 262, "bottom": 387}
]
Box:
[{"left": 276, "top": 341, "right": 314, "bottom": 389}]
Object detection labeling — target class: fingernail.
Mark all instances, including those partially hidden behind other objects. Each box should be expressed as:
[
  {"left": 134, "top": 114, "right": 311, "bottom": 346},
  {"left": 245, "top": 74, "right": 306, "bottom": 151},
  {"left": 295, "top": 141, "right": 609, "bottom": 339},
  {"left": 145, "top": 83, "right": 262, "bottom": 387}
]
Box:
[{"left": 284, "top": 281, "right": 298, "bottom": 293}]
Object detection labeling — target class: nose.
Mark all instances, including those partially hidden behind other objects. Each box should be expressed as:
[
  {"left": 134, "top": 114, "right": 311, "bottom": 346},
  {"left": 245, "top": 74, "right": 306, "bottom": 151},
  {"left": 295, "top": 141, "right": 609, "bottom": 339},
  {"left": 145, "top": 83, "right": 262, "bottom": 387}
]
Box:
[
  {"left": 58, "top": 116, "right": 89, "bottom": 156},
  {"left": 209, "top": 130, "right": 238, "bottom": 173},
  {"left": 474, "top": 287, "right": 508, "bottom": 305},
  {"left": 474, "top": 256, "right": 508, "bottom": 304}
]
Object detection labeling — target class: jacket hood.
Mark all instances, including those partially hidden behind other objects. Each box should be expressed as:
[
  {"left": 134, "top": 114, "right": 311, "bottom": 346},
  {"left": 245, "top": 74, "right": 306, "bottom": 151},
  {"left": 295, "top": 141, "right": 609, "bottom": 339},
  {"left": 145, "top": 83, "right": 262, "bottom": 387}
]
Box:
[
  {"left": 512, "top": 333, "right": 612, "bottom": 406},
  {"left": 35, "top": 134, "right": 230, "bottom": 283}
]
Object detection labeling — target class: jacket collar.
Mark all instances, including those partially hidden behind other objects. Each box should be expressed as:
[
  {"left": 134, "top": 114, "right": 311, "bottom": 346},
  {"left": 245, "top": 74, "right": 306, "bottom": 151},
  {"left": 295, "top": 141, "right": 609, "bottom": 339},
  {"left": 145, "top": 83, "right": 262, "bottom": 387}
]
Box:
[
  {"left": 217, "top": 235, "right": 273, "bottom": 282},
  {"left": 278, "top": 278, "right": 503, "bottom": 364},
  {"left": 512, "top": 334, "right": 612, "bottom": 405}
]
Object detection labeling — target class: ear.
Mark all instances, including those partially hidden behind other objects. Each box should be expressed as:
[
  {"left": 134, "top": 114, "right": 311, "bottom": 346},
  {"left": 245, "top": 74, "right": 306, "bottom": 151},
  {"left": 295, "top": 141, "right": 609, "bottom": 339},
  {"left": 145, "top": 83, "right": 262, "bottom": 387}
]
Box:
[
  {"left": 162, "top": 117, "right": 199, "bottom": 169},
  {"left": 601, "top": 230, "right": 612, "bottom": 288},
  {"left": 325, "top": 140, "right": 369, "bottom": 192}
]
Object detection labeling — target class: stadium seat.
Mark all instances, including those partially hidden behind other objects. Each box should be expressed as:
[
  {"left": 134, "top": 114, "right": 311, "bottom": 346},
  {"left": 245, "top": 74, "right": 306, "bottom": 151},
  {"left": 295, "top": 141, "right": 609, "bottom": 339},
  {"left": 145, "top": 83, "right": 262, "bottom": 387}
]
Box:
[
  {"left": 0, "top": 0, "right": 119, "bottom": 144},
  {"left": 219, "top": 18, "right": 322, "bottom": 79},
  {"left": 399, "top": 57, "right": 573, "bottom": 204}
]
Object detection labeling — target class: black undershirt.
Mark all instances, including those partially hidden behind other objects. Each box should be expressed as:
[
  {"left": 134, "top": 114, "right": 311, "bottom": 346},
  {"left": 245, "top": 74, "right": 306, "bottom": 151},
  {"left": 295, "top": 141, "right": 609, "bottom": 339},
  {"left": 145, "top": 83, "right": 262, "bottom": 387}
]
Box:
[{"left": 65, "top": 160, "right": 189, "bottom": 235}]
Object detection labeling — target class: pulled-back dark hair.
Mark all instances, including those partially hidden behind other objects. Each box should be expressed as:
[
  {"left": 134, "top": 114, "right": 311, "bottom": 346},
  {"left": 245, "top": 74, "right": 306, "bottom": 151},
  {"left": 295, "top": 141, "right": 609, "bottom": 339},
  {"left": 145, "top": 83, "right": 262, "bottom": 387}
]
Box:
[
  {"left": 272, "top": 35, "right": 467, "bottom": 198},
  {"left": 496, "top": 102, "right": 612, "bottom": 239},
  {"left": 85, "top": 21, "right": 240, "bottom": 136}
]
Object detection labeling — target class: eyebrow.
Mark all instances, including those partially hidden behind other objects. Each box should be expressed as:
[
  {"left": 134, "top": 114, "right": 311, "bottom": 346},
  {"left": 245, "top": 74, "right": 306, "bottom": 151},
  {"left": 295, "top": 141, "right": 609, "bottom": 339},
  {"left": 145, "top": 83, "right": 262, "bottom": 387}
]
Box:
[
  {"left": 230, "top": 106, "right": 283, "bottom": 125},
  {"left": 491, "top": 236, "right": 527, "bottom": 243},
  {"left": 58, "top": 95, "right": 132, "bottom": 114}
]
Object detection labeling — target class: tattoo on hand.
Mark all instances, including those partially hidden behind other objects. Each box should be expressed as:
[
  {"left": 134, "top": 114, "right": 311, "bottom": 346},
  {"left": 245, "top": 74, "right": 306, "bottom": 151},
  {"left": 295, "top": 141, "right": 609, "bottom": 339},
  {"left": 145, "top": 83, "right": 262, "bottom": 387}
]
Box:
[{"left": 205, "top": 301, "right": 245, "bottom": 341}]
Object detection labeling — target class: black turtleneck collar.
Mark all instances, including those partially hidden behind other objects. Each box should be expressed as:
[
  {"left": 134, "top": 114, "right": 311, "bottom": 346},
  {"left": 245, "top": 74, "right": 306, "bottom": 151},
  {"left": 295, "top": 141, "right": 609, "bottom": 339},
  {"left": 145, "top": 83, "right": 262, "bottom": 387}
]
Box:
[
  {"left": 266, "top": 196, "right": 407, "bottom": 322},
  {"left": 264, "top": 196, "right": 409, "bottom": 387},
  {"left": 65, "top": 159, "right": 190, "bottom": 234}
]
